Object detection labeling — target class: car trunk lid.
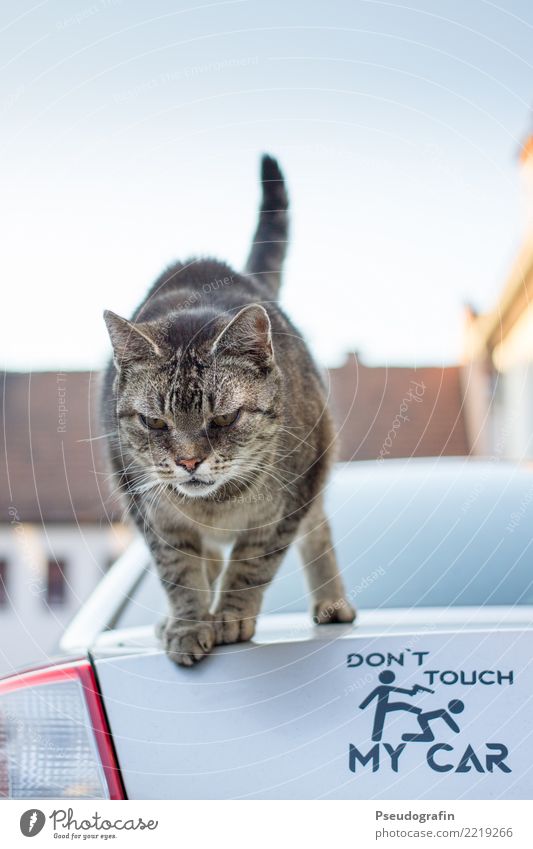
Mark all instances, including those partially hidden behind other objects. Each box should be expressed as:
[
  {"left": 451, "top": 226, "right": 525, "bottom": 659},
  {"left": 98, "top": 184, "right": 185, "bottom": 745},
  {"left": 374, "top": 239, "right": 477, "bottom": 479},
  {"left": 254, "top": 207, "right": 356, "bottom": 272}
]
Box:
[{"left": 91, "top": 610, "right": 533, "bottom": 799}]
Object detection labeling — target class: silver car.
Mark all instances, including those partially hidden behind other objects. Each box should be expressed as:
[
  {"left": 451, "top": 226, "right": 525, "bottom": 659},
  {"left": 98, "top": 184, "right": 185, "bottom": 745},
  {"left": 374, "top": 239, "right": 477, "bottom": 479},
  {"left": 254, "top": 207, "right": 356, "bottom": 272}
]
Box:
[{"left": 1, "top": 459, "right": 532, "bottom": 800}]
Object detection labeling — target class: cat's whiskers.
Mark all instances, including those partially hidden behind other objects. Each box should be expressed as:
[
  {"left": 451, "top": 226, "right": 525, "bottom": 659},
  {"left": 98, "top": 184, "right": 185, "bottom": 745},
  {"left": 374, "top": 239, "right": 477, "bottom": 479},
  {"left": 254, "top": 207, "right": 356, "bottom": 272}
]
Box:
[
  {"left": 128, "top": 468, "right": 169, "bottom": 492},
  {"left": 242, "top": 463, "right": 296, "bottom": 494},
  {"left": 105, "top": 464, "right": 169, "bottom": 500},
  {"left": 77, "top": 431, "right": 117, "bottom": 443},
  {"left": 140, "top": 481, "right": 166, "bottom": 534},
  {"left": 104, "top": 471, "right": 148, "bottom": 501},
  {"left": 131, "top": 479, "right": 161, "bottom": 495},
  {"left": 223, "top": 460, "right": 294, "bottom": 499}
]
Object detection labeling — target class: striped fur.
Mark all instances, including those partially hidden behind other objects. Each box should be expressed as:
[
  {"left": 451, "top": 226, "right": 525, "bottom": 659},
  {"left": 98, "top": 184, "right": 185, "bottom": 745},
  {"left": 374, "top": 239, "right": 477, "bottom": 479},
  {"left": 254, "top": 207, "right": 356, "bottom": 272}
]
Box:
[{"left": 101, "top": 155, "right": 355, "bottom": 666}]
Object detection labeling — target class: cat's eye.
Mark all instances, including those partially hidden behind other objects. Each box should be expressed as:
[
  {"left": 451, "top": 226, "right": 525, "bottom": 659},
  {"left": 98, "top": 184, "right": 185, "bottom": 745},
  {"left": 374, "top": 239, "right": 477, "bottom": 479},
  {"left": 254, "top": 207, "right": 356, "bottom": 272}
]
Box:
[
  {"left": 139, "top": 414, "right": 168, "bottom": 430},
  {"left": 210, "top": 409, "right": 240, "bottom": 428}
]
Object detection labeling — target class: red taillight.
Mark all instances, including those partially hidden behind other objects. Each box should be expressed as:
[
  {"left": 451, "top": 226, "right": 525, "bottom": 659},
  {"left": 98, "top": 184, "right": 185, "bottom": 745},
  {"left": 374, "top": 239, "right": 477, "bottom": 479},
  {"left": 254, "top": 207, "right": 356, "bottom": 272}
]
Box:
[{"left": 0, "top": 659, "right": 125, "bottom": 799}]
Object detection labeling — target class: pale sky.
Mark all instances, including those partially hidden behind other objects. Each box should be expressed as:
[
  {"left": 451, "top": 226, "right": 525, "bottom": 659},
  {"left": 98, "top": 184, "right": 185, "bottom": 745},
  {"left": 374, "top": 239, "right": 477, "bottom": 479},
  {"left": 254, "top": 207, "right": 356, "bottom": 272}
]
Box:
[{"left": 2, "top": 0, "right": 533, "bottom": 371}]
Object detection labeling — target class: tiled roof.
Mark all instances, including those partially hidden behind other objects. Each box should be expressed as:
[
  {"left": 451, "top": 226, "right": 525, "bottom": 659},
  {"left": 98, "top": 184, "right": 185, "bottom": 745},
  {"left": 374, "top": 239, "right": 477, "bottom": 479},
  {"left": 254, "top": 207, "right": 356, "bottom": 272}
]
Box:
[
  {"left": 1, "top": 362, "right": 470, "bottom": 522},
  {"left": 1, "top": 371, "right": 121, "bottom": 524},
  {"left": 328, "top": 354, "right": 470, "bottom": 462}
]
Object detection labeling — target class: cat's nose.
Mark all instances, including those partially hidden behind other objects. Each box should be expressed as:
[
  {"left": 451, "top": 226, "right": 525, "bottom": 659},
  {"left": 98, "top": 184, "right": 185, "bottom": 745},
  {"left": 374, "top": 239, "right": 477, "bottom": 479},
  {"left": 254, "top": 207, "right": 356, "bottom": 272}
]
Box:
[{"left": 176, "top": 456, "right": 204, "bottom": 473}]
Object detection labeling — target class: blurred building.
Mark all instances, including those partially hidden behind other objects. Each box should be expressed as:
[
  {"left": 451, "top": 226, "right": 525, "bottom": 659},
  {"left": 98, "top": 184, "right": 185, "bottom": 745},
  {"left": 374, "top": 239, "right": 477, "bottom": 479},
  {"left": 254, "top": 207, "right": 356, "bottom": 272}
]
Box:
[
  {"left": 0, "top": 354, "right": 473, "bottom": 675},
  {"left": 462, "top": 134, "right": 533, "bottom": 460},
  {"left": 0, "top": 372, "right": 129, "bottom": 675},
  {"left": 0, "top": 362, "right": 471, "bottom": 674},
  {"left": 328, "top": 353, "right": 469, "bottom": 461}
]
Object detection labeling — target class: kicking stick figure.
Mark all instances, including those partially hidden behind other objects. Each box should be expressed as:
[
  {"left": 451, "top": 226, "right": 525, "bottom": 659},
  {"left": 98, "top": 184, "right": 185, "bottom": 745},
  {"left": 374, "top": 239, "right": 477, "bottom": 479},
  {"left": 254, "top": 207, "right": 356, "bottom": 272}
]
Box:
[{"left": 358, "top": 670, "right": 435, "bottom": 742}]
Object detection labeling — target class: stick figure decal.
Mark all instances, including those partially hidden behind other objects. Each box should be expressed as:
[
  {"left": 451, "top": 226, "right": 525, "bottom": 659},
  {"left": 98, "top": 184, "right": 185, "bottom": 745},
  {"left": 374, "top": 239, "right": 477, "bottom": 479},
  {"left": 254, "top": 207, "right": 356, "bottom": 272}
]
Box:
[
  {"left": 358, "top": 670, "right": 447, "bottom": 742},
  {"left": 349, "top": 654, "right": 513, "bottom": 777}
]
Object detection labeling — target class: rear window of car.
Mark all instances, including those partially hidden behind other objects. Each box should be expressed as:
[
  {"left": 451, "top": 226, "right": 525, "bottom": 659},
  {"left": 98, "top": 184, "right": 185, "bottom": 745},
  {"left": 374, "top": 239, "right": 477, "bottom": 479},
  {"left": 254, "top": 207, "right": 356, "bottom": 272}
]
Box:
[{"left": 114, "top": 460, "right": 533, "bottom": 629}]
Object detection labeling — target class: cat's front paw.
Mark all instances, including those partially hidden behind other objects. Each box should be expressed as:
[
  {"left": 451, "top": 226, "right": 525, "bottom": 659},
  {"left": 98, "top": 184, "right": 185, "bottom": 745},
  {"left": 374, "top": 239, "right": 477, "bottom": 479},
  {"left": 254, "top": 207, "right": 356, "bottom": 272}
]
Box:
[
  {"left": 313, "top": 598, "right": 356, "bottom": 625},
  {"left": 213, "top": 611, "right": 256, "bottom": 645},
  {"left": 158, "top": 619, "right": 215, "bottom": 667}
]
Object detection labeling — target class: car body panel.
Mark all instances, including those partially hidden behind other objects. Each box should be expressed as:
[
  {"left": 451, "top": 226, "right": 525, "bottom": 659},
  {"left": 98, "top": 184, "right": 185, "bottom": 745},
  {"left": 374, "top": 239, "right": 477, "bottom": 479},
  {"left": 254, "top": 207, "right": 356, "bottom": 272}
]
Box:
[
  {"left": 58, "top": 459, "right": 533, "bottom": 799},
  {"left": 93, "top": 616, "right": 532, "bottom": 799}
]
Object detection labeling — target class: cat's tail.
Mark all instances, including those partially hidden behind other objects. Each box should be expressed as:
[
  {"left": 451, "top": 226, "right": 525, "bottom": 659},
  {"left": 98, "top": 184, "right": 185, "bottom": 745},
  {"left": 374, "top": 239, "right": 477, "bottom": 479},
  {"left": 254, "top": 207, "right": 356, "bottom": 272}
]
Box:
[{"left": 245, "top": 154, "right": 289, "bottom": 298}]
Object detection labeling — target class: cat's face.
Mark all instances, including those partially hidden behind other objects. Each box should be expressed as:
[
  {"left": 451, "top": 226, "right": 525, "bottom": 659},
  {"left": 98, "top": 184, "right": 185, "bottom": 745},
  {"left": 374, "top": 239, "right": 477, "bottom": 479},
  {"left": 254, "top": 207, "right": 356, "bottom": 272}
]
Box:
[{"left": 105, "top": 305, "right": 281, "bottom": 499}]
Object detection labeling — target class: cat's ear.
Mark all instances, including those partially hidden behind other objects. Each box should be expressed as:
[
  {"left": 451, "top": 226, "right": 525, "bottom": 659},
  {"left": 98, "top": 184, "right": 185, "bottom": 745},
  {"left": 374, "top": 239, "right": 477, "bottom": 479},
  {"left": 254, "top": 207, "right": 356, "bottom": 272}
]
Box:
[
  {"left": 212, "top": 304, "right": 273, "bottom": 367},
  {"left": 104, "top": 310, "right": 163, "bottom": 368}
]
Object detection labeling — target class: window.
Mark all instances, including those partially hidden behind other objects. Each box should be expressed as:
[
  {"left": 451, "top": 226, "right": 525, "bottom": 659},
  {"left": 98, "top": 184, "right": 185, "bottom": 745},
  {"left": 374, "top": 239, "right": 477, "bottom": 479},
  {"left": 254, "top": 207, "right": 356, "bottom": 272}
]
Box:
[
  {"left": 46, "top": 559, "right": 67, "bottom": 605},
  {"left": 0, "top": 561, "right": 8, "bottom": 606}
]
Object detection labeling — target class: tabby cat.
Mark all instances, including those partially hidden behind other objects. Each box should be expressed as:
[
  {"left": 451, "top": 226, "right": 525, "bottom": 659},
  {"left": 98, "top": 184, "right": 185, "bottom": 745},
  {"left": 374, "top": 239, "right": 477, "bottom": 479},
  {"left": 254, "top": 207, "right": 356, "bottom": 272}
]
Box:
[{"left": 101, "top": 155, "right": 355, "bottom": 666}]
